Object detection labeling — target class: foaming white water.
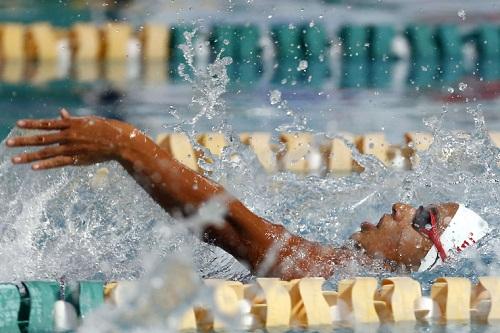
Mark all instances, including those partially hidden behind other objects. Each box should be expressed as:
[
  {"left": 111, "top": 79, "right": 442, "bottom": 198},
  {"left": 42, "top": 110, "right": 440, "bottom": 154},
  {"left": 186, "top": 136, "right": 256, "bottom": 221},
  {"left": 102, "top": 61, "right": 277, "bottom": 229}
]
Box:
[
  {"left": 0, "top": 130, "right": 248, "bottom": 282},
  {"left": 78, "top": 252, "right": 205, "bottom": 333},
  {"left": 0, "top": 132, "right": 168, "bottom": 281}
]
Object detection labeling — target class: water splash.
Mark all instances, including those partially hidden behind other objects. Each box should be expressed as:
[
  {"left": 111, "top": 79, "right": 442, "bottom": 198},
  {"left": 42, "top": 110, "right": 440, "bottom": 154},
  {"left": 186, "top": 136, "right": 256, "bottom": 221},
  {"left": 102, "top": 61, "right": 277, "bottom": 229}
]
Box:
[
  {"left": 78, "top": 252, "right": 205, "bottom": 333},
  {"left": 0, "top": 130, "right": 174, "bottom": 281}
]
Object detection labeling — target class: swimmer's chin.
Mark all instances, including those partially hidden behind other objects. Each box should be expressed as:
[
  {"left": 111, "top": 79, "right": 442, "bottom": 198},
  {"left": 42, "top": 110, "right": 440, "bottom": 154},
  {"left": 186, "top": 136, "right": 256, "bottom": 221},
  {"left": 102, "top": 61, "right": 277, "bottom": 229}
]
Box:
[{"left": 349, "top": 231, "right": 362, "bottom": 244}]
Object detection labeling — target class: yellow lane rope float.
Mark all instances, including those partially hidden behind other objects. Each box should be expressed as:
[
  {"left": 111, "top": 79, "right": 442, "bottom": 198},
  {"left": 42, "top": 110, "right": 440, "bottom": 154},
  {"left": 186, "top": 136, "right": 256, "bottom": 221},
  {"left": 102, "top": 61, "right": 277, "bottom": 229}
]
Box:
[
  {"left": 155, "top": 131, "right": 500, "bottom": 175},
  {"left": 0, "top": 23, "right": 26, "bottom": 61},
  {"left": 3, "top": 276, "right": 499, "bottom": 331},
  {"left": 101, "top": 276, "right": 500, "bottom": 330}
]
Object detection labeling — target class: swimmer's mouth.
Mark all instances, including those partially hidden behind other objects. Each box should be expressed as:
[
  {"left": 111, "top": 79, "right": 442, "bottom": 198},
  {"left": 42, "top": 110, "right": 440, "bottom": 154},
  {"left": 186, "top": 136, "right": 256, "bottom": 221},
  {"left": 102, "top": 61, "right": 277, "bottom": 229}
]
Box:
[{"left": 353, "top": 241, "right": 363, "bottom": 250}]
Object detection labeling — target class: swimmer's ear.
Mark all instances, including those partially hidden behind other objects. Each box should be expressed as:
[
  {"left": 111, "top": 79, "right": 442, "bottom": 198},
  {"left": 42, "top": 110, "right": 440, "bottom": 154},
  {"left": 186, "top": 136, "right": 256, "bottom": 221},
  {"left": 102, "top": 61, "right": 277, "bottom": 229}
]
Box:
[{"left": 60, "top": 108, "right": 71, "bottom": 119}]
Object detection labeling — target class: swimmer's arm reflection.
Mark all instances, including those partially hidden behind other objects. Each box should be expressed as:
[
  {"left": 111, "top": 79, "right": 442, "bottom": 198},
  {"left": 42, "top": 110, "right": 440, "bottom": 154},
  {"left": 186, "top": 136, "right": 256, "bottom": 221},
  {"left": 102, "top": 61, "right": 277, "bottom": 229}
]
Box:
[{"left": 7, "top": 110, "right": 426, "bottom": 279}]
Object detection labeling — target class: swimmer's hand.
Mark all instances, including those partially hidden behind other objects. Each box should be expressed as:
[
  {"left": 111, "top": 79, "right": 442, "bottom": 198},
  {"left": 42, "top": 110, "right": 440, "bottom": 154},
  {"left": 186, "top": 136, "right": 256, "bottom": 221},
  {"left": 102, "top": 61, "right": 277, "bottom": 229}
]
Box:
[{"left": 7, "top": 109, "right": 136, "bottom": 170}]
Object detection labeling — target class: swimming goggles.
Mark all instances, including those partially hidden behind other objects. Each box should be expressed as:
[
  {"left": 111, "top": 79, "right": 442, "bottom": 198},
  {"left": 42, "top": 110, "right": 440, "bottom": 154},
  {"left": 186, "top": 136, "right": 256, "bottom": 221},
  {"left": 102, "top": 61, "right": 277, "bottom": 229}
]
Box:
[{"left": 412, "top": 206, "right": 448, "bottom": 262}]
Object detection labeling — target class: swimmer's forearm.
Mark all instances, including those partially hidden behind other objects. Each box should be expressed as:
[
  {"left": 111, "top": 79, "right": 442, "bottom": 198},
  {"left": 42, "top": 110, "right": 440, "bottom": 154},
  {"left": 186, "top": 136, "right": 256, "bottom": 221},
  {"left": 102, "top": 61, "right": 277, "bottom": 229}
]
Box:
[
  {"left": 115, "top": 131, "right": 280, "bottom": 266},
  {"left": 116, "top": 132, "right": 223, "bottom": 214}
]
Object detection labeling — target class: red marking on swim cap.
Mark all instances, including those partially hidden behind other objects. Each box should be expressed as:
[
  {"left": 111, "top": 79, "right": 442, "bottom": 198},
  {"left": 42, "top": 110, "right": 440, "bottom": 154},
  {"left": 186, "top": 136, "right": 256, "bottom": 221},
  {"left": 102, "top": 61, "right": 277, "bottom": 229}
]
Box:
[
  {"left": 469, "top": 232, "right": 476, "bottom": 244},
  {"left": 419, "top": 210, "right": 448, "bottom": 262}
]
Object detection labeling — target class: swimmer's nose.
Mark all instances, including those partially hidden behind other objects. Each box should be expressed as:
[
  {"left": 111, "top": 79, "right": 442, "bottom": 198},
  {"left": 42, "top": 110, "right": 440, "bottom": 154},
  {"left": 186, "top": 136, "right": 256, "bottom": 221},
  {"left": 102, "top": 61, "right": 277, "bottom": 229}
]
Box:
[{"left": 392, "top": 203, "right": 408, "bottom": 221}]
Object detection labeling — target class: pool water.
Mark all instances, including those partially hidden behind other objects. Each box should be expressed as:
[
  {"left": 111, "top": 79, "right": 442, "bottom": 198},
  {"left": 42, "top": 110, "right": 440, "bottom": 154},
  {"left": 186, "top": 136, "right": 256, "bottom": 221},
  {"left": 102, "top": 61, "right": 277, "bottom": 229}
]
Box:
[
  {"left": 2, "top": 1, "right": 500, "bottom": 332},
  {"left": 2, "top": 59, "right": 500, "bottom": 145}
]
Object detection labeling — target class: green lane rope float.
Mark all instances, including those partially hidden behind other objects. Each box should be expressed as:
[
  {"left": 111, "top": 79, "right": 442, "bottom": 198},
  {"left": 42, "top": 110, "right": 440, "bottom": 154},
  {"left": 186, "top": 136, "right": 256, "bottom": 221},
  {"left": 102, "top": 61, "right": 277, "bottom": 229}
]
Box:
[
  {"left": 271, "top": 23, "right": 332, "bottom": 85},
  {"left": 340, "top": 59, "right": 367, "bottom": 88},
  {"left": 271, "top": 24, "right": 303, "bottom": 61},
  {"left": 405, "top": 24, "right": 438, "bottom": 61},
  {"left": 0, "top": 280, "right": 105, "bottom": 332},
  {"left": 368, "top": 60, "right": 393, "bottom": 89},
  {"left": 470, "top": 24, "right": 500, "bottom": 60},
  {"left": 301, "top": 23, "right": 330, "bottom": 61},
  {"left": 271, "top": 24, "right": 305, "bottom": 84},
  {"left": 210, "top": 24, "right": 263, "bottom": 83},
  {"left": 0, "top": 284, "right": 21, "bottom": 333},
  {"left": 477, "top": 57, "right": 500, "bottom": 82},
  {"left": 303, "top": 61, "right": 330, "bottom": 87},
  {"left": 339, "top": 25, "right": 368, "bottom": 59},
  {"left": 234, "top": 25, "right": 263, "bottom": 85},
  {"left": 65, "top": 281, "right": 104, "bottom": 319},
  {"left": 434, "top": 24, "right": 462, "bottom": 62},
  {"left": 235, "top": 24, "right": 262, "bottom": 66},
  {"left": 19, "top": 281, "right": 59, "bottom": 333},
  {"left": 209, "top": 24, "right": 237, "bottom": 61},
  {"left": 367, "top": 25, "right": 395, "bottom": 61},
  {"left": 408, "top": 58, "right": 438, "bottom": 89},
  {"left": 438, "top": 59, "right": 463, "bottom": 86},
  {"left": 271, "top": 23, "right": 305, "bottom": 84},
  {"left": 301, "top": 23, "right": 330, "bottom": 84}
]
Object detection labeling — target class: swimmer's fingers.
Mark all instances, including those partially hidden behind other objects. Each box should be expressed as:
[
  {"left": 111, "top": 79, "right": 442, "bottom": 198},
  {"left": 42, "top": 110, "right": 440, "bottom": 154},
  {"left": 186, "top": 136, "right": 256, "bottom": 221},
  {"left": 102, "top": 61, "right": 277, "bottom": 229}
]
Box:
[
  {"left": 14, "top": 109, "right": 72, "bottom": 130},
  {"left": 15, "top": 118, "right": 70, "bottom": 130},
  {"left": 31, "top": 156, "right": 76, "bottom": 170},
  {"left": 6, "top": 132, "right": 66, "bottom": 147},
  {"left": 11, "top": 145, "right": 84, "bottom": 164},
  {"left": 60, "top": 108, "right": 71, "bottom": 119}
]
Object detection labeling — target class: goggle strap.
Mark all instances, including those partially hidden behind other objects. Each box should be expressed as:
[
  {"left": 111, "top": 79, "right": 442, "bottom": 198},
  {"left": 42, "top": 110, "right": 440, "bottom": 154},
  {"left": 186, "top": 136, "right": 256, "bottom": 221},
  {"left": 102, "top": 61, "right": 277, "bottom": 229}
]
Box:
[{"left": 420, "top": 210, "right": 447, "bottom": 262}]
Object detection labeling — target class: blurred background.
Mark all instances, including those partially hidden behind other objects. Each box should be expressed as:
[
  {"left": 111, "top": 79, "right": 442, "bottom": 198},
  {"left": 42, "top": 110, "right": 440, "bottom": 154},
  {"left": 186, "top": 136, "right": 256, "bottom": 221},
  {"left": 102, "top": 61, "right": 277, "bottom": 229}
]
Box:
[{"left": 0, "top": 0, "right": 500, "bottom": 142}]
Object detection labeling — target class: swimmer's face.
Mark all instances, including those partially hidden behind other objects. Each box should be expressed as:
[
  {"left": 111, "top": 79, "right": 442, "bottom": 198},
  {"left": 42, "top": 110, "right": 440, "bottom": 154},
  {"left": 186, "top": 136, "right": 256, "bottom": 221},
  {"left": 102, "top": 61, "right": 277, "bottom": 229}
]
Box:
[{"left": 350, "top": 202, "right": 459, "bottom": 269}]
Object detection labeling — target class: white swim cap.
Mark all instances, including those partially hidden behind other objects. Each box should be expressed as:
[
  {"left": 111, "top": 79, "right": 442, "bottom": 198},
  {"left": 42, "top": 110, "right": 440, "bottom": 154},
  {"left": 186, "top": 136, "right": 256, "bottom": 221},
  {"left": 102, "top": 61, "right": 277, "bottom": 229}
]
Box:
[{"left": 418, "top": 204, "right": 490, "bottom": 272}]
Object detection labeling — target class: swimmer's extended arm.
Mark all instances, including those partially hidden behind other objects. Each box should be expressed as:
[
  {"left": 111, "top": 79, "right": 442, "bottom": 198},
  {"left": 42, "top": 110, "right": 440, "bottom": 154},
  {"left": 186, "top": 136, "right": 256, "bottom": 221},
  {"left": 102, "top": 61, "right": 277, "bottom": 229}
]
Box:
[{"left": 7, "top": 110, "right": 363, "bottom": 279}]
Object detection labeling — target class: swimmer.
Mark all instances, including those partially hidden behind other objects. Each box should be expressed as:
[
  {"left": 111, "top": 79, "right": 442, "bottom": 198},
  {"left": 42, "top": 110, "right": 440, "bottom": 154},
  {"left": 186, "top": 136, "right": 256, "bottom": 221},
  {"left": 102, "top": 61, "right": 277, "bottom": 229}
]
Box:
[{"left": 6, "top": 110, "right": 490, "bottom": 280}]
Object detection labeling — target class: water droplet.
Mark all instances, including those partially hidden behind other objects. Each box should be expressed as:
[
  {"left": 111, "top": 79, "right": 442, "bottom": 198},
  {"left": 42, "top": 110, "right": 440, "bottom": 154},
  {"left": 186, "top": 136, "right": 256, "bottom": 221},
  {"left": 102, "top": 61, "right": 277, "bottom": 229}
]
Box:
[
  {"left": 448, "top": 87, "right": 455, "bottom": 93},
  {"left": 130, "top": 129, "right": 139, "bottom": 139},
  {"left": 269, "top": 90, "right": 282, "bottom": 105},
  {"left": 459, "top": 82, "right": 468, "bottom": 91},
  {"left": 457, "top": 9, "right": 466, "bottom": 20},
  {"left": 297, "top": 60, "right": 308, "bottom": 71},
  {"left": 421, "top": 66, "right": 428, "bottom": 72}
]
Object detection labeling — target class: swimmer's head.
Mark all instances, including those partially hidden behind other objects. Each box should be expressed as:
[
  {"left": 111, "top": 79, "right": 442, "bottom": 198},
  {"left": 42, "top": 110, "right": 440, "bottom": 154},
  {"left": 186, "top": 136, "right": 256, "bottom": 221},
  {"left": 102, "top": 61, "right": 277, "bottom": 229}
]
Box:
[{"left": 350, "top": 203, "right": 490, "bottom": 271}]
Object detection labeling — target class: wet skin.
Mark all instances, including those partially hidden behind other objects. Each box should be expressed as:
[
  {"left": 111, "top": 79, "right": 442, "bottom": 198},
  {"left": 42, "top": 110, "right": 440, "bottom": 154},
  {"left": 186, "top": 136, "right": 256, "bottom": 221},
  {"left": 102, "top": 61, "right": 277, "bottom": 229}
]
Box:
[{"left": 6, "top": 110, "right": 460, "bottom": 280}]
